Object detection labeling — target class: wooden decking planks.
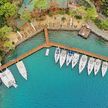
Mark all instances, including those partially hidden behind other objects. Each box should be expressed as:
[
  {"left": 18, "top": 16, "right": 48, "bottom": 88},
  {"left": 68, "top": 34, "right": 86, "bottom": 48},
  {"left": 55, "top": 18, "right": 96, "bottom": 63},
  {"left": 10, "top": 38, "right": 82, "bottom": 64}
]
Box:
[
  {"left": 0, "top": 27, "right": 108, "bottom": 71},
  {"left": 49, "top": 42, "right": 108, "bottom": 62},
  {"left": 0, "top": 44, "right": 45, "bottom": 70},
  {"left": 44, "top": 28, "right": 49, "bottom": 44}
]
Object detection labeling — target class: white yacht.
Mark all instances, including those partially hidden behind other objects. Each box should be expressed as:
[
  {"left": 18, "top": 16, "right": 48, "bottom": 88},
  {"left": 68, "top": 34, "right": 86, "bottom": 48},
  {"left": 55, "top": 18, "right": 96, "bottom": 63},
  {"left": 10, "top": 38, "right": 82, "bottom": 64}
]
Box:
[
  {"left": 94, "top": 59, "right": 101, "bottom": 75},
  {"left": 79, "top": 55, "right": 88, "bottom": 73},
  {"left": 16, "top": 61, "right": 27, "bottom": 80},
  {"left": 0, "top": 73, "right": 11, "bottom": 88},
  {"left": 54, "top": 47, "right": 61, "bottom": 63},
  {"left": 87, "top": 57, "right": 95, "bottom": 75},
  {"left": 45, "top": 48, "right": 49, "bottom": 56},
  {"left": 66, "top": 51, "right": 73, "bottom": 66},
  {"left": 72, "top": 53, "right": 80, "bottom": 68},
  {"left": 4, "top": 68, "right": 18, "bottom": 88},
  {"left": 101, "top": 62, "right": 108, "bottom": 77},
  {"left": 59, "top": 50, "right": 67, "bottom": 68}
]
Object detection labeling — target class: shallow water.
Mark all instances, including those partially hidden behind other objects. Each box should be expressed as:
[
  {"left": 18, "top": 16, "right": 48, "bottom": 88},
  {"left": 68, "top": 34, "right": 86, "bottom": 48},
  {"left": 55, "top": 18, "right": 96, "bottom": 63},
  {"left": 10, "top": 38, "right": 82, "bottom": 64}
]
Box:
[
  {"left": 2, "top": 31, "right": 108, "bottom": 108},
  {"left": 7, "top": 31, "right": 108, "bottom": 62},
  {"left": 49, "top": 31, "right": 108, "bottom": 57}
]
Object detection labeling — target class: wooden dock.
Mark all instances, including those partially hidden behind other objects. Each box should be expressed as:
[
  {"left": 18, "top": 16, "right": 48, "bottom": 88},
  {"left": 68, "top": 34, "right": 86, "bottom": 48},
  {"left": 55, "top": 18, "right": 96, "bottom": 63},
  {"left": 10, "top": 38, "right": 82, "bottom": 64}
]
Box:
[
  {"left": 49, "top": 42, "right": 108, "bottom": 62},
  {"left": 0, "top": 44, "right": 45, "bottom": 70},
  {"left": 0, "top": 27, "right": 108, "bottom": 71},
  {"left": 79, "top": 26, "right": 91, "bottom": 38},
  {"left": 44, "top": 28, "right": 49, "bottom": 44}
]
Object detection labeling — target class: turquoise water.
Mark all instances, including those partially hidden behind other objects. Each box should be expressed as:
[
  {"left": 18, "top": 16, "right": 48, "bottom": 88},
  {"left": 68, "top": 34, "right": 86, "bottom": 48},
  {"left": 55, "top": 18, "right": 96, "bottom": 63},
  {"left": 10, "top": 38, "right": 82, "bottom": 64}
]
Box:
[
  {"left": 2, "top": 31, "right": 108, "bottom": 108},
  {"left": 6, "top": 32, "right": 45, "bottom": 62},
  {"left": 49, "top": 31, "right": 108, "bottom": 57},
  {"left": 7, "top": 31, "right": 108, "bottom": 62}
]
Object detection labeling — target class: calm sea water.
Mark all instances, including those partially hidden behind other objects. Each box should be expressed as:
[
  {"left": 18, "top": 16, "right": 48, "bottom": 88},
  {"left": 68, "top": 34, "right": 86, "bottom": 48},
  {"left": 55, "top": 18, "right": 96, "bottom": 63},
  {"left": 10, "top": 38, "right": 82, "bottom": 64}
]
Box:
[{"left": 1, "top": 31, "right": 108, "bottom": 108}]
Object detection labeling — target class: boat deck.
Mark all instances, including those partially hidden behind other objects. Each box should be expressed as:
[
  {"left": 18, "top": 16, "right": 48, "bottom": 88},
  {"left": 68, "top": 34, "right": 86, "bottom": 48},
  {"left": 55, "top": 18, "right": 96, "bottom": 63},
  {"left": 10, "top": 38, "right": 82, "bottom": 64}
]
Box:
[{"left": 0, "top": 28, "right": 108, "bottom": 70}]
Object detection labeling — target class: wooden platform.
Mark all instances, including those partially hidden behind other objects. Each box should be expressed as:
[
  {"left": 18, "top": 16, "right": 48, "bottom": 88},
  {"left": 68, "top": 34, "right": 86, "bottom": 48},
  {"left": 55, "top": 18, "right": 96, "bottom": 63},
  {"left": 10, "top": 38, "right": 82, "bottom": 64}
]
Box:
[
  {"left": 0, "top": 44, "right": 45, "bottom": 70},
  {"left": 49, "top": 42, "right": 108, "bottom": 62},
  {"left": 0, "top": 27, "right": 108, "bottom": 71},
  {"left": 79, "top": 26, "right": 91, "bottom": 38}
]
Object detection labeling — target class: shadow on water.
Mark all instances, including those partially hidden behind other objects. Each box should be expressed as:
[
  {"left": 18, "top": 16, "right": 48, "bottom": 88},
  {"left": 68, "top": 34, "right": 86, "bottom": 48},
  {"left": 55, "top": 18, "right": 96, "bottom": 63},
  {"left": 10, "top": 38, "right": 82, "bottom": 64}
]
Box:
[{"left": 95, "top": 35, "right": 107, "bottom": 46}]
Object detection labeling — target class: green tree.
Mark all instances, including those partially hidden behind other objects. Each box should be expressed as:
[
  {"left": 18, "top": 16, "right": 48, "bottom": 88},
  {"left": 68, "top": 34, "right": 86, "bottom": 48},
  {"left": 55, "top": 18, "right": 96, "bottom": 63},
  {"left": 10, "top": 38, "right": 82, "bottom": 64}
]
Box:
[
  {"left": 1, "top": 2, "right": 17, "bottom": 18},
  {"left": 101, "top": 0, "right": 108, "bottom": 17},
  {"left": 4, "top": 41, "right": 14, "bottom": 50},
  {"left": 100, "top": 19, "right": 108, "bottom": 30},
  {"left": 0, "top": 0, "right": 8, "bottom": 5},
  {"left": 85, "top": 8, "right": 98, "bottom": 20},
  {"left": 68, "top": 10, "right": 77, "bottom": 17},
  {"left": 34, "top": 0, "right": 48, "bottom": 10},
  {"left": 0, "top": 25, "right": 12, "bottom": 39},
  {"left": 76, "top": 6, "right": 87, "bottom": 16},
  {"left": 20, "top": 10, "right": 31, "bottom": 22}
]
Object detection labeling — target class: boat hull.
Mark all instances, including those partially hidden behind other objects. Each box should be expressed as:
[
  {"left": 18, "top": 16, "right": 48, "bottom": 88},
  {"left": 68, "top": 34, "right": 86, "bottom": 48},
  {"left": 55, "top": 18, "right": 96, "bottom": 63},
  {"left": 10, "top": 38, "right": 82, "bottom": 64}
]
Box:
[
  {"left": 102, "top": 62, "right": 108, "bottom": 77},
  {"left": 79, "top": 55, "right": 88, "bottom": 73},
  {"left": 16, "top": 61, "right": 27, "bottom": 80},
  {"left": 66, "top": 52, "right": 73, "bottom": 66},
  {"left": 94, "top": 59, "right": 101, "bottom": 75},
  {"left": 87, "top": 58, "right": 95, "bottom": 75},
  {"left": 72, "top": 53, "right": 80, "bottom": 68},
  {"left": 0, "top": 73, "right": 11, "bottom": 88},
  {"left": 59, "top": 50, "right": 67, "bottom": 68},
  {"left": 54, "top": 48, "right": 60, "bottom": 63}
]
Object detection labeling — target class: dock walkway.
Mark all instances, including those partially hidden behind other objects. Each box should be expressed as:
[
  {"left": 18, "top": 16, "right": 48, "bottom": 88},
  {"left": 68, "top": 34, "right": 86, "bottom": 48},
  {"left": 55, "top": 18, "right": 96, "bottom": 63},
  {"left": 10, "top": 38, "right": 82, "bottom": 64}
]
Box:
[
  {"left": 88, "top": 21, "right": 108, "bottom": 41},
  {"left": 0, "top": 28, "right": 108, "bottom": 70},
  {"left": 49, "top": 42, "right": 108, "bottom": 62},
  {"left": 0, "top": 44, "right": 45, "bottom": 70},
  {"left": 78, "top": 26, "right": 91, "bottom": 38}
]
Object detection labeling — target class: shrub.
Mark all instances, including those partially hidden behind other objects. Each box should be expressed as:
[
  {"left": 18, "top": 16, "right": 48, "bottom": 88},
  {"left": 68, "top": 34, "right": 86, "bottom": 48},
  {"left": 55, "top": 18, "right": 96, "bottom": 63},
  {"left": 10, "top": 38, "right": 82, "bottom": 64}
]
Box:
[
  {"left": 58, "top": 10, "right": 66, "bottom": 15},
  {"left": 94, "top": 18, "right": 108, "bottom": 30},
  {"left": 74, "top": 15, "right": 82, "bottom": 19},
  {"left": 61, "top": 17, "right": 66, "bottom": 22}
]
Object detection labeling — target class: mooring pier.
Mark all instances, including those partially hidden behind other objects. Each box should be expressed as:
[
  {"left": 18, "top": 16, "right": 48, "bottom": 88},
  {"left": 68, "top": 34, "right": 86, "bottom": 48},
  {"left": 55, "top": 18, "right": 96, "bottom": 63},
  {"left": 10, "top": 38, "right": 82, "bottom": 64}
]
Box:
[{"left": 0, "top": 28, "right": 108, "bottom": 70}]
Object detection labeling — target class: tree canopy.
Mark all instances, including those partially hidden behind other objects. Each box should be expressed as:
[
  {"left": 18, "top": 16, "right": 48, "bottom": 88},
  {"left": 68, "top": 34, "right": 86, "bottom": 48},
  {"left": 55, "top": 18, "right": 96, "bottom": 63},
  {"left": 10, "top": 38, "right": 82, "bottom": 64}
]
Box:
[
  {"left": 0, "top": 25, "right": 12, "bottom": 39},
  {"left": 0, "top": 2, "right": 17, "bottom": 18},
  {"left": 3, "top": 41, "right": 14, "bottom": 50},
  {"left": 34, "top": 0, "right": 48, "bottom": 9},
  {"left": 0, "top": 0, "right": 8, "bottom": 5},
  {"left": 20, "top": 10, "right": 31, "bottom": 22},
  {"left": 85, "top": 7, "right": 98, "bottom": 20},
  {"left": 101, "top": 0, "right": 108, "bottom": 17}
]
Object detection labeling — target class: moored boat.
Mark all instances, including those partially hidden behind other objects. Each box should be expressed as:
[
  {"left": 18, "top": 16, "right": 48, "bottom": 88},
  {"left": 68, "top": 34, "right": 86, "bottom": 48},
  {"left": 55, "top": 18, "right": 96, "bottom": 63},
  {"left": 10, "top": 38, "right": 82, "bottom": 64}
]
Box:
[
  {"left": 59, "top": 49, "right": 67, "bottom": 68},
  {"left": 94, "top": 59, "right": 101, "bottom": 75},
  {"left": 66, "top": 51, "right": 74, "bottom": 66},
  {"left": 72, "top": 53, "right": 80, "bottom": 68},
  {"left": 4, "top": 68, "right": 18, "bottom": 88},
  {"left": 45, "top": 48, "right": 50, "bottom": 56},
  {"left": 16, "top": 61, "right": 27, "bottom": 80},
  {"left": 87, "top": 57, "right": 95, "bottom": 75},
  {"left": 0, "top": 72, "right": 11, "bottom": 88},
  {"left": 79, "top": 55, "right": 88, "bottom": 73},
  {"left": 102, "top": 62, "right": 108, "bottom": 77},
  {"left": 54, "top": 47, "right": 61, "bottom": 63}
]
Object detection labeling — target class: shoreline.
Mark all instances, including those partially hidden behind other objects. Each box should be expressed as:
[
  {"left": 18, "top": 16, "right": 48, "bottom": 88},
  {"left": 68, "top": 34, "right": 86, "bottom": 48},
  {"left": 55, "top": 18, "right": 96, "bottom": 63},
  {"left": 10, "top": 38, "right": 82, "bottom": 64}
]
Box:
[
  {"left": 13, "top": 15, "right": 108, "bottom": 49},
  {"left": 15, "top": 26, "right": 108, "bottom": 48},
  {"left": 1, "top": 27, "right": 108, "bottom": 70},
  {"left": 16, "top": 29, "right": 43, "bottom": 47},
  {"left": 87, "top": 21, "right": 108, "bottom": 41}
]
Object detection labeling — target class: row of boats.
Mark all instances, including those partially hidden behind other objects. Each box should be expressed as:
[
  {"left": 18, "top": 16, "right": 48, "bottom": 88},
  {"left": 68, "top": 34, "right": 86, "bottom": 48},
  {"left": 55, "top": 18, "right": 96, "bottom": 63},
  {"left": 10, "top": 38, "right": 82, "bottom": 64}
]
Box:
[
  {"left": 54, "top": 47, "right": 108, "bottom": 77},
  {"left": 0, "top": 61, "right": 27, "bottom": 88}
]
